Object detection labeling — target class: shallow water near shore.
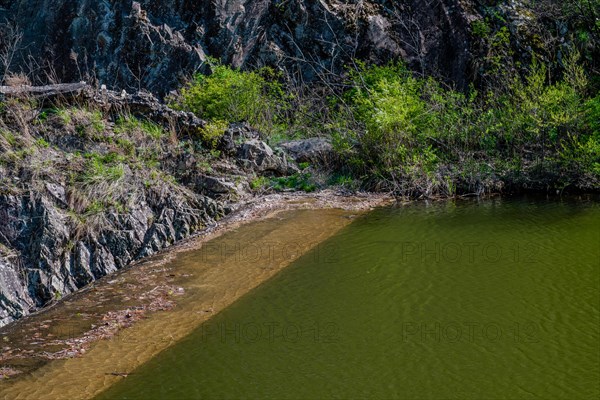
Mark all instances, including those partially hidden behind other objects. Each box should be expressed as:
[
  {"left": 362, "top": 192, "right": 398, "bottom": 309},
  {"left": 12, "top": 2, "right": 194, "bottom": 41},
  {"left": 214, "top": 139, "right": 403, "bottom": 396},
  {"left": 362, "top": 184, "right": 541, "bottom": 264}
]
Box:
[
  {"left": 0, "top": 207, "right": 360, "bottom": 399},
  {"left": 98, "top": 195, "right": 600, "bottom": 399}
]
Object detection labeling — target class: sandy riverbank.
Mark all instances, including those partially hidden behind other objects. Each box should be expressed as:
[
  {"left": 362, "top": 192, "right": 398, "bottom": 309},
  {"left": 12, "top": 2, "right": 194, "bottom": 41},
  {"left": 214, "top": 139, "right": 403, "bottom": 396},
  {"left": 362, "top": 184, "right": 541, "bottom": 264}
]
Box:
[{"left": 0, "top": 190, "right": 392, "bottom": 400}]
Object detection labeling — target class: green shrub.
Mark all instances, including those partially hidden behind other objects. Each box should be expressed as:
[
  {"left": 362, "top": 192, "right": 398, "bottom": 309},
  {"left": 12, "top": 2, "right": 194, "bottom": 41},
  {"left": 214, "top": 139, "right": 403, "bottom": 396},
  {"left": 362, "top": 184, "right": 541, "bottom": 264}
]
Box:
[
  {"left": 585, "top": 95, "right": 600, "bottom": 136},
  {"left": 272, "top": 172, "right": 316, "bottom": 192},
  {"left": 335, "top": 62, "right": 443, "bottom": 190},
  {"left": 199, "top": 120, "right": 228, "bottom": 149},
  {"left": 330, "top": 54, "right": 597, "bottom": 194},
  {"left": 176, "top": 60, "right": 289, "bottom": 135},
  {"left": 472, "top": 19, "right": 491, "bottom": 38},
  {"left": 329, "top": 173, "right": 358, "bottom": 189},
  {"left": 250, "top": 176, "right": 270, "bottom": 190}
]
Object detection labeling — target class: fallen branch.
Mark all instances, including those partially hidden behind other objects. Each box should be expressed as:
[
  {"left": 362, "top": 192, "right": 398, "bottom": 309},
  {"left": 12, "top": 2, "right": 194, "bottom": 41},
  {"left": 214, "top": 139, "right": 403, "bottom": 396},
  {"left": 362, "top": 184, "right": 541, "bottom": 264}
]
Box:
[{"left": 0, "top": 82, "right": 88, "bottom": 97}]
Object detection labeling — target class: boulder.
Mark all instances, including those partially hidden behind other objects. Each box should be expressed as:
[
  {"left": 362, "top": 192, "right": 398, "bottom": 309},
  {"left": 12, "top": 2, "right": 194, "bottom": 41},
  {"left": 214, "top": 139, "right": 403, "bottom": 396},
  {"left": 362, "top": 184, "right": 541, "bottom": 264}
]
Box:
[
  {"left": 0, "top": 259, "right": 34, "bottom": 327},
  {"left": 0, "top": 187, "right": 225, "bottom": 327},
  {"left": 279, "top": 138, "right": 336, "bottom": 165},
  {"left": 219, "top": 123, "right": 261, "bottom": 156},
  {"left": 194, "top": 174, "right": 239, "bottom": 200},
  {"left": 237, "top": 139, "right": 296, "bottom": 176}
]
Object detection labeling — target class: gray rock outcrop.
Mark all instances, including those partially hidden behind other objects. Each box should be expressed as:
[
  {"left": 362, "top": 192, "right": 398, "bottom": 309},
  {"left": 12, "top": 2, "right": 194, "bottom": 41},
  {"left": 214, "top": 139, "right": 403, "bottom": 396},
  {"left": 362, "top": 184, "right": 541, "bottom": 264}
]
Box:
[
  {"left": 0, "top": 0, "right": 478, "bottom": 93},
  {"left": 280, "top": 137, "right": 335, "bottom": 165},
  {"left": 0, "top": 189, "right": 224, "bottom": 327},
  {"left": 237, "top": 139, "right": 296, "bottom": 175},
  {"left": 0, "top": 84, "right": 309, "bottom": 327}
]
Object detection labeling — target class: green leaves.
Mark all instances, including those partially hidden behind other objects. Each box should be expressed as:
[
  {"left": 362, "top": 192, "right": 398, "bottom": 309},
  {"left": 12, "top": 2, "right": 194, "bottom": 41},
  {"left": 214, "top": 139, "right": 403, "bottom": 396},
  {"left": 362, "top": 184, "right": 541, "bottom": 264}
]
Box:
[
  {"left": 177, "top": 60, "right": 288, "bottom": 137},
  {"left": 331, "top": 54, "right": 598, "bottom": 194}
]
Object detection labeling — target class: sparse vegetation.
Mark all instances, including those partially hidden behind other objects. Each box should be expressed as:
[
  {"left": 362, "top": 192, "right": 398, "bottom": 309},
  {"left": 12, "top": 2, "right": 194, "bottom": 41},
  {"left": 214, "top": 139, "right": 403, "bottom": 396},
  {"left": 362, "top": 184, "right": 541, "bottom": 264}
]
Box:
[
  {"left": 0, "top": 27, "right": 597, "bottom": 221},
  {"left": 199, "top": 120, "right": 228, "bottom": 149},
  {"left": 250, "top": 176, "right": 270, "bottom": 191},
  {"left": 114, "top": 115, "right": 166, "bottom": 140},
  {"left": 0, "top": 95, "right": 225, "bottom": 240}
]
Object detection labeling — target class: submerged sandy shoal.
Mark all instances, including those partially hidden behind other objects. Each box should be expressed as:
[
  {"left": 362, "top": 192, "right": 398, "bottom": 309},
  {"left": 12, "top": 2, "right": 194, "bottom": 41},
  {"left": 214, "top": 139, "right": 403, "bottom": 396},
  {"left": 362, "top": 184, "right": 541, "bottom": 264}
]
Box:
[{"left": 0, "top": 192, "right": 391, "bottom": 400}]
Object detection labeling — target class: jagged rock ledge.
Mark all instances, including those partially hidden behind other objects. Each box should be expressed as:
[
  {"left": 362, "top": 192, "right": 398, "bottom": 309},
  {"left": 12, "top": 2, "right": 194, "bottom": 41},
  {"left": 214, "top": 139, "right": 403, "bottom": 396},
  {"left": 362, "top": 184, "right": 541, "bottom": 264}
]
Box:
[{"left": 0, "top": 84, "right": 336, "bottom": 327}]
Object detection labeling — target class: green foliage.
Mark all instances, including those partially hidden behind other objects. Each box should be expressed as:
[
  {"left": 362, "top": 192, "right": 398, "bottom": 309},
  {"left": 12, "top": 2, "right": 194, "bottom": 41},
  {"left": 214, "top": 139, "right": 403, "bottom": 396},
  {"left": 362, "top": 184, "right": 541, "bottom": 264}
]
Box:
[
  {"left": 199, "top": 120, "right": 228, "bottom": 149},
  {"left": 116, "top": 138, "right": 135, "bottom": 156},
  {"left": 114, "top": 116, "right": 165, "bottom": 139},
  {"left": 176, "top": 59, "right": 289, "bottom": 135},
  {"left": 329, "top": 173, "right": 358, "bottom": 189},
  {"left": 140, "top": 120, "right": 165, "bottom": 140},
  {"left": 35, "top": 138, "right": 49, "bottom": 148},
  {"left": 335, "top": 62, "right": 443, "bottom": 191},
  {"left": 250, "top": 176, "right": 270, "bottom": 190},
  {"left": 564, "top": 94, "right": 600, "bottom": 177},
  {"left": 36, "top": 108, "right": 62, "bottom": 124},
  {"left": 487, "top": 26, "right": 513, "bottom": 76},
  {"left": 586, "top": 95, "right": 600, "bottom": 135},
  {"left": 472, "top": 19, "right": 491, "bottom": 38},
  {"left": 329, "top": 54, "right": 598, "bottom": 195},
  {"left": 560, "top": 0, "right": 600, "bottom": 29},
  {"left": 36, "top": 110, "right": 51, "bottom": 124},
  {"left": 84, "top": 200, "right": 106, "bottom": 215},
  {"left": 89, "top": 110, "right": 106, "bottom": 133},
  {"left": 54, "top": 107, "right": 107, "bottom": 141},
  {"left": 55, "top": 108, "right": 72, "bottom": 125},
  {"left": 80, "top": 152, "right": 126, "bottom": 184},
  {"left": 271, "top": 171, "right": 316, "bottom": 192},
  {"left": 0, "top": 128, "right": 17, "bottom": 147}
]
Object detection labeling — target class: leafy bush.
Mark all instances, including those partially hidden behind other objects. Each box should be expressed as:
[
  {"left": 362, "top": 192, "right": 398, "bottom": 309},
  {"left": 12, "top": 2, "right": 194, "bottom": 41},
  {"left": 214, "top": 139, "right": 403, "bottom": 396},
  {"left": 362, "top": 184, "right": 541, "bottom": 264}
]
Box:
[
  {"left": 176, "top": 59, "right": 289, "bottom": 136},
  {"left": 199, "top": 120, "right": 228, "bottom": 149},
  {"left": 328, "top": 53, "right": 598, "bottom": 195},
  {"left": 472, "top": 20, "right": 491, "bottom": 38},
  {"left": 250, "top": 176, "right": 270, "bottom": 190},
  {"left": 271, "top": 172, "right": 316, "bottom": 192},
  {"left": 333, "top": 62, "right": 445, "bottom": 193}
]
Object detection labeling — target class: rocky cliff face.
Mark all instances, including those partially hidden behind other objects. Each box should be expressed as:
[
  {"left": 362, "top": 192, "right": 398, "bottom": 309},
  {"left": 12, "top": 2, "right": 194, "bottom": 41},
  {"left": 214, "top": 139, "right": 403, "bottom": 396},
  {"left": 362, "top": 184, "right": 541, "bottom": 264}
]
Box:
[
  {"left": 0, "top": 0, "right": 481, "bottom": 93},
  {"left": 0, "top": 189, "right": 223, "bottom": 326}
]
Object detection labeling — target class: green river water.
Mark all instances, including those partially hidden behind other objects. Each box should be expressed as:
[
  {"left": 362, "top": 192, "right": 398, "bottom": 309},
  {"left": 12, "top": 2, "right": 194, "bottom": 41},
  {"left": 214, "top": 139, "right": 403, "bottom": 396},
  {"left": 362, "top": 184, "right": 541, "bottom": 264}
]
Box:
[{"left": 98, "top": 196, "right": 599, "bottom": 399}]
